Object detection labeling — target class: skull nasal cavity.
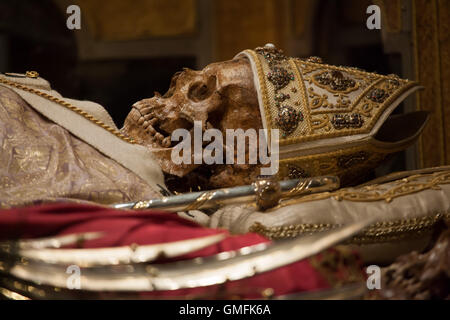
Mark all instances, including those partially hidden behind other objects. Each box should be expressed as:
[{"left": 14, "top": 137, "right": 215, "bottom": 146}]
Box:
[{"left": 188, "top": 75, "right": 217, "bottom": 102}]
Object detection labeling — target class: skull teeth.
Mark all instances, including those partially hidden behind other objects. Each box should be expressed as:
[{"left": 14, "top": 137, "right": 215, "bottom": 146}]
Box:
[
  {"left": 155, "top": 133, "right": 164, "bottom": 141},
  {"left": 147, "top": 125, "right": 156, "bottom": 135},
  {"left": 162, "top": 137, "right": 171, "bottom": 148},
  {"left": 136, "top": 110, "right": 170, "bottom": 146},
  {"left": 141, "top": 107, "right": 152, "bottom": 114}
]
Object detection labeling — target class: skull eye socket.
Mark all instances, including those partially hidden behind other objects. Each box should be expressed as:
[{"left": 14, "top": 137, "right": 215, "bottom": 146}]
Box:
[
  {"left": 163, "top": 71, "right": 182, "bottom": 98},
  {"left": 187, "top": 76, "right": 216, "bottom": 102}
]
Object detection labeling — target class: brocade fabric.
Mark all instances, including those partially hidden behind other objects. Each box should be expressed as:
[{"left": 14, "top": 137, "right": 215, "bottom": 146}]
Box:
[{"left": 0, "top": 86, "right": 158, "bottom": 208}]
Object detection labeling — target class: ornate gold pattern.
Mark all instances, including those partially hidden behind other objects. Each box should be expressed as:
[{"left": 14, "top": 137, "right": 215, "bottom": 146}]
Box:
[
  {"left": 249, "top": 221, "right": 335, "bottom": 240},
  {"left": 249, "top": 212, "right": 450, "bottom": 244},
  {"left": 331, "top": 113, "right": 364, "bottom": 129},
  {"left": 308, "top": 87, "right": 351, "bottom": 110},
  {"left": 278, "top": 144, "right": 392, "bottom": 186},
  {"left": 278, "top": 170, "right": 450, "bottom": 208},
  {"left": 331, "top": 171, "right": 450, "bottom": 203},
  {"left": 312, "top": 70, "right": 359, "bottom": 94},
  {"left": 242, "top": 47, "right": 418, "bottom": 146},
  {"left": 0, "top": 76, "right": 135, "bottom": 144}
]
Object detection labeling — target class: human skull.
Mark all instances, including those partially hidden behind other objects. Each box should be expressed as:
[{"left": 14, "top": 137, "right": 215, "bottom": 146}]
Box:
[{"left": 121, "top": 58, "right": 263, "bottom": 191}]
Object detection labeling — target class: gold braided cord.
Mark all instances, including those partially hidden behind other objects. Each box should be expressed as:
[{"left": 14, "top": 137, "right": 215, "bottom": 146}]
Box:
[
  {"left": 333, "top": 171, "right": 450, "bottom": 203},
  {"left": 297, "top": 58, "right": 406, "bottom": 80},
  {"left": 184, "top": 191, "right": 217, "bottom": 211},
  {"left": 284, "top": 179, "right": 309, "bottom": 197},
  {"left": 278, "top": 169, "right": 450, "bottom": 208},
  {"left": 0, "top": 76, "right": 135, "bottom": 144}
]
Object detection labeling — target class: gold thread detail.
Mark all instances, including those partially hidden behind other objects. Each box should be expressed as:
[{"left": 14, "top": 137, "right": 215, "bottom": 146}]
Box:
[
  {"left": 246, "top": 48, "right": 419, "bottom": 147},
  {"left": 249, "top": 212, "right": 450, "bottom": 244},
  {"left": 245, "top": 50, "right": 274, "bottom": 140},
  {"left": 290, "top": 58, "right": 312, "bottom": 134},
  {"left": 278, "top": 169, "right": 450, "bottom": 208},
  {"left": 184, "top": 191, "right": 217, "bottom": 211}
]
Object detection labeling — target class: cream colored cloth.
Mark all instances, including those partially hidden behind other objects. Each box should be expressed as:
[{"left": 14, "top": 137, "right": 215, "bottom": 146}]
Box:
[{"left": 209, "top": 167, "right": 450, "bottom": 263}]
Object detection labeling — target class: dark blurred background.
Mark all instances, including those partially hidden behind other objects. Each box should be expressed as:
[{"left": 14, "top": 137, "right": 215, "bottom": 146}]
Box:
[{"left": 0, "top": 0, "right": 448, "bottom": 172}]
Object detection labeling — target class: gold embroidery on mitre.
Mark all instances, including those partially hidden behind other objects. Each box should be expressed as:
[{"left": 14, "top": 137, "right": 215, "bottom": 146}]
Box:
[
  {"left": 241, "top": 46, "right": 419, "bottom": 145},
  {"left": 237, "top": 45, "right": 421, "bottom": 184}
]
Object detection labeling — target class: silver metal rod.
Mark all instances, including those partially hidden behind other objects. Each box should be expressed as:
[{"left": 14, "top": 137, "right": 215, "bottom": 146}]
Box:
[{"left": 113, "top": 176, "right": 339, "bottom": 211}]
